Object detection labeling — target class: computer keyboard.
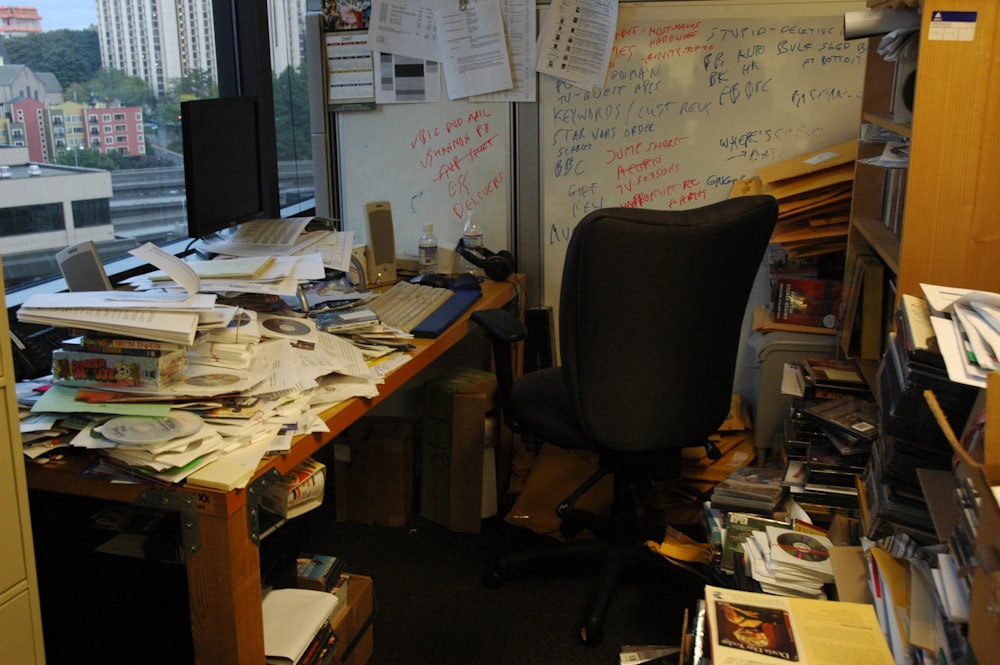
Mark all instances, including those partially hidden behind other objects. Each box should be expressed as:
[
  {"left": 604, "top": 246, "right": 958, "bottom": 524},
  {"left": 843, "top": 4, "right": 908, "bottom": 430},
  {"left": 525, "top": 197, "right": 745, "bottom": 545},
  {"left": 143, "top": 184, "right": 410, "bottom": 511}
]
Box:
[{"left": 369, "top": 280, "right": 454, "bottom": 332}]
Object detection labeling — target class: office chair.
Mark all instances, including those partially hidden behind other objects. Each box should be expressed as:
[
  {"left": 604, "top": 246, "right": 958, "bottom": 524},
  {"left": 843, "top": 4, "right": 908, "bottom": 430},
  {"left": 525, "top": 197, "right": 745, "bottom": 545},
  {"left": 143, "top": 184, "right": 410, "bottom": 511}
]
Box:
[{"left": 471, "top": 195, "right": 778, "bottom": 645}]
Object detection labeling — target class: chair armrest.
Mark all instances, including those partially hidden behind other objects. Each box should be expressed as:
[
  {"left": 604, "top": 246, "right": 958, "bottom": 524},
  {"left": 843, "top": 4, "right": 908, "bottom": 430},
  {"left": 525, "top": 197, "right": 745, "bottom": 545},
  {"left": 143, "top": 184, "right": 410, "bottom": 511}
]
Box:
[
  {"left": 471, "top": 309, "right": 527, "bottom": 429},
  {"left": 470, "top": 308, "right": 527, "bottom": 344}
]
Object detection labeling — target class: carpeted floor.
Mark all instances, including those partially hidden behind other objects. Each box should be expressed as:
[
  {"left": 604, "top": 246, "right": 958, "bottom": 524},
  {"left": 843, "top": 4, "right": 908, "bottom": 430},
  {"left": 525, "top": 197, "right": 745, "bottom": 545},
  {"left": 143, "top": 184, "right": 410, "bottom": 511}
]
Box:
[
  {"left": 30, "top": 481, "right": 707, "bottom": 665},
  {"left": 281, "top": 501, "right": 707, "bottom": 665}
]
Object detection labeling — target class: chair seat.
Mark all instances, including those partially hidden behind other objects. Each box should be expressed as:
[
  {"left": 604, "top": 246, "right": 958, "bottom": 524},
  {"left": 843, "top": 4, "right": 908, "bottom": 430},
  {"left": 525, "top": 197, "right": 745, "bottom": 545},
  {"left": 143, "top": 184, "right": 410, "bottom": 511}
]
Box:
[{"left": 510, "top": 367, "right": 596, "bottom": 451}]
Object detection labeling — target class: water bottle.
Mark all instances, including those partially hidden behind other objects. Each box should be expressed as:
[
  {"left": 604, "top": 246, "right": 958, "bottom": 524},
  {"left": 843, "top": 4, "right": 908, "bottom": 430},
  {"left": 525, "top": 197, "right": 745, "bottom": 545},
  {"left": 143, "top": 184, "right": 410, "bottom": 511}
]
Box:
[
  {"left": 460, "top": 211, "right": 484, "bottom": 274},
  {"left": 418, "top": 223, "right": 438, "bottom": 274}
]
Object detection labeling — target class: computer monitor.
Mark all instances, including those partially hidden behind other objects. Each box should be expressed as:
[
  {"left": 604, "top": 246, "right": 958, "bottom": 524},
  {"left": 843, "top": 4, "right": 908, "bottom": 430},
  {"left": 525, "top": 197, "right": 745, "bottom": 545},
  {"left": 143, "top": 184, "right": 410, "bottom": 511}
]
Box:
[{"left": 180, "top": 96, "right": 279, "bottom": 240}]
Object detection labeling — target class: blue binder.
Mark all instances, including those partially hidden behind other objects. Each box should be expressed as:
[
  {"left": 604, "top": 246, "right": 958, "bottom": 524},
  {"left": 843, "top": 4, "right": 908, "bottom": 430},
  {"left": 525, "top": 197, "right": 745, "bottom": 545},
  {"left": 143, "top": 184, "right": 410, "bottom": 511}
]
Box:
[{"left": 411, "top": 289, "right": 482, "bottom": 338}]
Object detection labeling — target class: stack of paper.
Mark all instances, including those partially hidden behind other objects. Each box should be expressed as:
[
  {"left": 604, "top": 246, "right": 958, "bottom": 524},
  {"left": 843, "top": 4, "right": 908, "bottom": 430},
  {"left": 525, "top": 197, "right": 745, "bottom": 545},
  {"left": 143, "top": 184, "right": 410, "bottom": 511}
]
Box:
[
  {"left": 731, "top": 140, "right": 856, "bottom": 259},
  {"left": 17, "top": 243, "right": 219, "bottom": 345},
  {"left": 921, "top": 284, "right": 1000, "bottom": 389},
  {"left": 16, "top": 238, "right": 401, "bottom": 489},
  {"left": 127, "top": 252, "right": 327, "bottom": 298},
  {"left": 740, "top": 526, "right": 836, "bottom": 599},
  {"left": 261, "top": 587, "right": 339, "bottom": 665}
]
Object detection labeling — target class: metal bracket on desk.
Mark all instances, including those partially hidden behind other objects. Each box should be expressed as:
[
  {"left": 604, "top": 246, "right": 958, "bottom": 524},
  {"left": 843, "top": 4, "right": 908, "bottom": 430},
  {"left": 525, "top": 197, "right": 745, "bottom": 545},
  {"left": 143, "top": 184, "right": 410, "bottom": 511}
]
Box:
[
  {"left": 247, "top": 468, "right": 283, "bottom": 545},
  {"left": 136, "top": 488, "right": 201, "bottom": 561}
]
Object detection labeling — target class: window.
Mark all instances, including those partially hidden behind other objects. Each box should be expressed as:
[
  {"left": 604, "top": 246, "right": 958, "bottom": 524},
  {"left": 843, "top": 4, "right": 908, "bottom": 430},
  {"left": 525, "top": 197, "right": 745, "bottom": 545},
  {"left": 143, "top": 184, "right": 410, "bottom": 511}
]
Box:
[
  {"left": 72, "top": 199, "right": 112, "bottom": 228},
  {"left": 2, "top": 0, "right": 311, "bottom": 300}
]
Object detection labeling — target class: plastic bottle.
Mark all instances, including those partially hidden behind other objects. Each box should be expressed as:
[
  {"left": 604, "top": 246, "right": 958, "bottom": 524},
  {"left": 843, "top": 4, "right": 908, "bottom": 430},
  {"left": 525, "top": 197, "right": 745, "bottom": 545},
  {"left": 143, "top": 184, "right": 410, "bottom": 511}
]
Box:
[
  {"left": 459, "top": 210, "right": 484, "bottom": 274},
  {"left": 418, "top": 223, "right": 438, "bottom": 274}
]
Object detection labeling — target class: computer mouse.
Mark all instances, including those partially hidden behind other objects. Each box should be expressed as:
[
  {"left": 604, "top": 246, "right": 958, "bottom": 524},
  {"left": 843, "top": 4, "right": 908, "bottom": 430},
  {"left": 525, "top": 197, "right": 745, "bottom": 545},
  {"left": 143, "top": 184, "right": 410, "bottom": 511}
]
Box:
[
  {"left": 450, "top": 273, "right": 482, "bottom": 291},
  {"left": 415, "top": 272, "right": 450, "bottom": 289}
]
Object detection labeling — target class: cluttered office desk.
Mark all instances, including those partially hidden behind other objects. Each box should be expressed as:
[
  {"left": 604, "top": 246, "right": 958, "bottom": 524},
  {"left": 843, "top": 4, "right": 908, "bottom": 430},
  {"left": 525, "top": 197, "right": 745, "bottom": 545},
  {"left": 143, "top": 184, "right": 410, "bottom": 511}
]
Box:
[{"left": 21, "top": 239, "right": 523, "bottom": 665}]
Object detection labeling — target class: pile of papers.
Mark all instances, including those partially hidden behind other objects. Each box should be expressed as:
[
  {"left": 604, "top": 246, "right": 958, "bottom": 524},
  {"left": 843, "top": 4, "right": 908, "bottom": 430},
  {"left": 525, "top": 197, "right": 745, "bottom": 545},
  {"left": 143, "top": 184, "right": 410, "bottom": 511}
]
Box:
[
  {"left": 921, "top": 283, "right": 1000, "bottom": 389},
  {"left": 15, "top": 239, "right": 409, "bottom": 490},
  {"left": 731, "top": 140, "right": 856, "bottom": 259}
]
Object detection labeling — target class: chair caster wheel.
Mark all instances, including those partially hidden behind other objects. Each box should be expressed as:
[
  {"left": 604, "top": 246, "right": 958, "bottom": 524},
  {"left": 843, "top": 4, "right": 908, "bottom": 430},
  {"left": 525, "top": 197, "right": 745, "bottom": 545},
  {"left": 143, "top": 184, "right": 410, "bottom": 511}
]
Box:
[
  {"left": 580, "top": 621, "right": 603, "bottom": 646},
  {"left": 481, "top": 570, "right": 505, "bottom": 588}
]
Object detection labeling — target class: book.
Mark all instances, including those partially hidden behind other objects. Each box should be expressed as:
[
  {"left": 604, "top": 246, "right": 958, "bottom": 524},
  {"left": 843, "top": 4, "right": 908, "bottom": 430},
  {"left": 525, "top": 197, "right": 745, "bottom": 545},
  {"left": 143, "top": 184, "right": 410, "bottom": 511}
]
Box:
[
  {"left": 771, "top": 277, "right": 843, "bottom": 329},
  {"left": 704, "top": 585, "right": 895, "bottom": 665},
  {"left": 262, "top": 588, "right": 339, "bottom": 665},
  {"left": 63, "top": 335, "right": 187, "bottom": 356},
  {"left": 261, "top": 458, "right": 326, "bottom": 519},
  {"left": 897, "top": 294, "right": 945, "bottom": 368},
  {"left": 296, "top": 553, "right": 346, "bottom": 592},
  {"left": 51, "top": 347, "right": 187, "bottom": 390},
  {"left": 857, "top": 254, "right": 886, "bottom": 359},
  {"left": 836, "top": 250, "right": 864, "bottom": 356}
]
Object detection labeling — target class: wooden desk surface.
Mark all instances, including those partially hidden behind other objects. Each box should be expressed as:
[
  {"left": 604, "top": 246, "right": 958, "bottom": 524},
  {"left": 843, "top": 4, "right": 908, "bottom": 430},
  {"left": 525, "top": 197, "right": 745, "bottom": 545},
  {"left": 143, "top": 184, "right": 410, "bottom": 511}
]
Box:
[{"left": 24, "top": 275, "right": 520, "bottom": 665}]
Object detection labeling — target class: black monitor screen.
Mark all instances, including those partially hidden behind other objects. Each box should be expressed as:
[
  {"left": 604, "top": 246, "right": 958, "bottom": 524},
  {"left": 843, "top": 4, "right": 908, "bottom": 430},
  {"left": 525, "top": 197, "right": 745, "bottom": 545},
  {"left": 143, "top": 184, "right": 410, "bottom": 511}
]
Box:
[{"left": 181, "top": 97, "right": 273, "bottom": 240}]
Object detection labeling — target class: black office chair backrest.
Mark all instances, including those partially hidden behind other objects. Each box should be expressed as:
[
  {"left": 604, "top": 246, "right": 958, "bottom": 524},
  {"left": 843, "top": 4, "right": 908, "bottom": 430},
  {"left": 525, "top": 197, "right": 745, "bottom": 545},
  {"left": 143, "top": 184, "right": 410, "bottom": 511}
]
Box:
[{"left": 559, "top": 195, "right": 778, "bottom": 452}]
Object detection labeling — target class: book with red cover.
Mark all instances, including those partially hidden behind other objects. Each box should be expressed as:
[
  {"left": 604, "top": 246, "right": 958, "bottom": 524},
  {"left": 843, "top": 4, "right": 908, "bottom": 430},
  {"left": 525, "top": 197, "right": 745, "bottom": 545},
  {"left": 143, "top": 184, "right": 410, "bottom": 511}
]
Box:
[{"left": 771, "top": 278, "right": 842, "bottom": 329}]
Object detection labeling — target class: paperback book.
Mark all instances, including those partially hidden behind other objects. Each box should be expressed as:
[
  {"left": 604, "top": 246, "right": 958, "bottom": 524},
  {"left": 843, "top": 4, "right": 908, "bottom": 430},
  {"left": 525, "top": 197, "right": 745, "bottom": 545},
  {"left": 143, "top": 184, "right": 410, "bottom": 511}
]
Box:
[
  {"left": 771, "top": 277, "right": 843, "bottom": 329},
  {"left": 704, "top": 585, "right": 894, "bottom": 665},
  {"left": 51, "top": 348, "right": 186, "bottom": 390}
]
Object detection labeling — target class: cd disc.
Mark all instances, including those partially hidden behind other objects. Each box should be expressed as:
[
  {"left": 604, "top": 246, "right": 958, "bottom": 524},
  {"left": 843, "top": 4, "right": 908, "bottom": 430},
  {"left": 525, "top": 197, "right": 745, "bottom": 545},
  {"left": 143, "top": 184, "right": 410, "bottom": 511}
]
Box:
[
  {"left": 101, "top": 410, "right": 204, "bottom": 444},
  {"left": 775, "top": 532, "right": 830, "bottom": 562},
  {"left": 262, "top": 317, "right": 311, "bottom": 336},
  {"left": 228, "top": 312, "right": 252, "bottom": 328},
  {"left": 186, "top": 373, "right": 241, "bottom": 387}
]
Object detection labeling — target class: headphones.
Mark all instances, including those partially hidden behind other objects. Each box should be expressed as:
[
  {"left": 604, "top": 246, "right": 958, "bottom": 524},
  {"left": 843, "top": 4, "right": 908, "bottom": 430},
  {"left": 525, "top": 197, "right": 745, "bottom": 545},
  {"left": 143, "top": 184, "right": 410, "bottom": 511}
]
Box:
[{"left": 456, "top": 244, "right": 515, "bottom": 281}]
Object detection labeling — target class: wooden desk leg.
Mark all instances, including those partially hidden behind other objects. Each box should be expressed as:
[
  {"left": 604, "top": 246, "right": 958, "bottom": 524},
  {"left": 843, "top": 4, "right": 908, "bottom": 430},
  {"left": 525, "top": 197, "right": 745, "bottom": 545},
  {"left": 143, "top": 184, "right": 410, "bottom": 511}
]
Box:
[{"left": 186, "top": 501, "right": 264, "bottom": 665}]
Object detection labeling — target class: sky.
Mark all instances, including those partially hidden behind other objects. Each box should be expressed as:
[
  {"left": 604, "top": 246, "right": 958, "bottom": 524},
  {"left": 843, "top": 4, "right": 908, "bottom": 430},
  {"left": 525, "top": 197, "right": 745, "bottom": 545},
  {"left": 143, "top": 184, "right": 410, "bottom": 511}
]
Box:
[{"left": 29, "top": 1, "right": 97, "bottom": 31}]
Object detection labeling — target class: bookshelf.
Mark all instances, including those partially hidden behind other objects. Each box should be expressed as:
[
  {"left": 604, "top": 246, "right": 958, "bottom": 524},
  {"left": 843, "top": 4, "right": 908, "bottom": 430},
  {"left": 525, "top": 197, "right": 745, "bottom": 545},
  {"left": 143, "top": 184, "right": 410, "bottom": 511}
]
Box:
[
  {"left": 844, "top": 2, "right": 1000, "bottom": 359},
  {"left": 0, "top": 258, "right": 46, "bottom": 663}
]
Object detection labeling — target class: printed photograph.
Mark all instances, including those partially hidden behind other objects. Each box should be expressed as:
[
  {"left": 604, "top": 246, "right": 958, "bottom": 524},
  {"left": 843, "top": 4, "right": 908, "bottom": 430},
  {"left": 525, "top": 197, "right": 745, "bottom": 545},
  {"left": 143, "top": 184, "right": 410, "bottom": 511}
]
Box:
[{"left": 323, "top": 0, "right": 371, "bottom": 32}]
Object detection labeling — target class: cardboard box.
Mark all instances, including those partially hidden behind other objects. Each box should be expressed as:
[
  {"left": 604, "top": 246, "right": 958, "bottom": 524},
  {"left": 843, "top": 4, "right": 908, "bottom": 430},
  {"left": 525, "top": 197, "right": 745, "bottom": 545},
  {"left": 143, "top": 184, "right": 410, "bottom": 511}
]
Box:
[
  {"left": 331, "top": 574, "right": 374, "bottom": 665},
  {"left": 334, "top": 418, "right": 414, "bottom": 527},
  {"left": 420, "top": 368, "right": 498, "bottom": 533}
]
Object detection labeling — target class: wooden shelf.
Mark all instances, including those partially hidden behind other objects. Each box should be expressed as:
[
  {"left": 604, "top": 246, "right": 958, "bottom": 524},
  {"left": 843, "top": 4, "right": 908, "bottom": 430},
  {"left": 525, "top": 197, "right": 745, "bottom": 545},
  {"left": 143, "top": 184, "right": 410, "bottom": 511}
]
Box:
[
  {"left": 852, "top": 216, "right": 901, "bottom": 274},
  {"left": 863, "top": 112, "right": 912, "bottom": 139}
]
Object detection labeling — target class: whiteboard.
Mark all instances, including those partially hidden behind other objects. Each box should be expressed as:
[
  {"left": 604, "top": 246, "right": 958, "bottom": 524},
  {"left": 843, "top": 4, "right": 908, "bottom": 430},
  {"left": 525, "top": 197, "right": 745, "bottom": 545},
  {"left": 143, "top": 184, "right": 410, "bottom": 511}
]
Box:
[
  {"left": 337, "top": 98, "right": 512, "bottom": 263},
  {"left": 538, "top": 2, "right": 867, "bottom": 307}
]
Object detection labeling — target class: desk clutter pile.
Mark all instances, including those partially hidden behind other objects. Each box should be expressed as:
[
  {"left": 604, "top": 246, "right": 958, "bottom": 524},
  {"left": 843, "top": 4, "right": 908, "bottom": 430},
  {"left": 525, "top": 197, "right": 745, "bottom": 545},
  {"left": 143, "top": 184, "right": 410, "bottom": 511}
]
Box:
[
  {"left": 14, "top": 233, "right": 476, "bottom": 492},
  {"left": 697, "top": 285, "right": 1000, "bottom": 665}
]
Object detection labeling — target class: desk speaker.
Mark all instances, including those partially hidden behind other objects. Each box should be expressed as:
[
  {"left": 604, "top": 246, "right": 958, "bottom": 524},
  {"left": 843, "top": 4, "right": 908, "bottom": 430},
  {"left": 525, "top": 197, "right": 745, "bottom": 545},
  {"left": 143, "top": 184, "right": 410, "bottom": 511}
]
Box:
[
  {"left": 365, "top": 201, "right": 397, "bottom": 285},
  {"left": 56, "top": 241, "right": 113, "bottom": 291}
]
